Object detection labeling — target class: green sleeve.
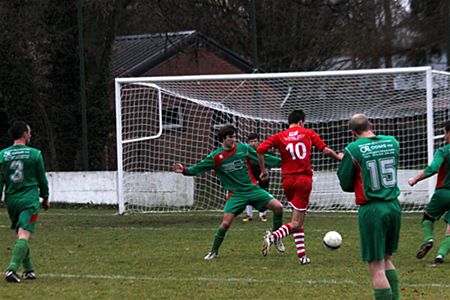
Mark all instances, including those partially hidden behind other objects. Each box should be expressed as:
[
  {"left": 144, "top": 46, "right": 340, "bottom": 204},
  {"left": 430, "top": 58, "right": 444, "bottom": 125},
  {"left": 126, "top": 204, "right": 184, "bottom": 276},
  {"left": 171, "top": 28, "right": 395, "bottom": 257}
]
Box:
[
  {"left": 337, "top": 148, "right": 355, "bottom": 192},
  {"left": 36, "top": 152, "right": 49, "bottom": 198},
  {"left": 248, "top": 145, "right": 281, "bottom": 167},
  {"left": 424, "top": 148, "right": 445, "bottom": 176},
  {"left": 0, "top": 165, "right": 4, "bottom": 201},
  {"left": 186, "top": 153, "right": 215, "bottom": 176}
]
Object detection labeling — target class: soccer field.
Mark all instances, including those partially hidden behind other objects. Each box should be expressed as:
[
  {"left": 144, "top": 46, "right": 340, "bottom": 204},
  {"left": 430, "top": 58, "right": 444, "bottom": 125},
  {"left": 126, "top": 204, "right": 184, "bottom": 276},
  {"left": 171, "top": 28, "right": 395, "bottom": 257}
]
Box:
[{"left": 0, "top": 208, "right": 449, "bottom": 299}]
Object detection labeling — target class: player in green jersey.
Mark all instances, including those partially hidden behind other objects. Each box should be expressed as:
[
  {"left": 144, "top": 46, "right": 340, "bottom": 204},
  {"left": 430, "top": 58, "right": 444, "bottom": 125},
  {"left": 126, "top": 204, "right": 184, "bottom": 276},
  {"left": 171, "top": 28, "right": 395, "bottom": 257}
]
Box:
[
  {"left": 408, "top": 120, "right": 450, "bottom": 265},
  {"left": 173, "top": 125, "right": 285, "bottom": 260},
  {"left": 337, "top": 114, "right": 401, "bottom": 300},
  {"left": 243, "top": 133, "right": 269, "bottom": 222},
  {"left": 0, "top": 121, "right": 49, "bottom": 283}
]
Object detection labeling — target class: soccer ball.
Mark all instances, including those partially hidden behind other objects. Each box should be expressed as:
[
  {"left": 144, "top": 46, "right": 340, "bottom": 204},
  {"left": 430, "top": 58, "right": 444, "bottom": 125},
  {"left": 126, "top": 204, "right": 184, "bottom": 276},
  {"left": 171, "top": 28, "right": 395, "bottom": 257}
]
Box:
[{"left": 322, "top": 231, "right": 342, "bottom": 250}]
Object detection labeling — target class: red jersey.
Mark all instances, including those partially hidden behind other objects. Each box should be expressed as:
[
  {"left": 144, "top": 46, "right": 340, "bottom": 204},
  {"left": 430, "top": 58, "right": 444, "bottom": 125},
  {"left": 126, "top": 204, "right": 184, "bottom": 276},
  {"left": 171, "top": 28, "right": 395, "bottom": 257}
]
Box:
[{"left": 257, "top": 126, "right": 327, "bottom": 176}]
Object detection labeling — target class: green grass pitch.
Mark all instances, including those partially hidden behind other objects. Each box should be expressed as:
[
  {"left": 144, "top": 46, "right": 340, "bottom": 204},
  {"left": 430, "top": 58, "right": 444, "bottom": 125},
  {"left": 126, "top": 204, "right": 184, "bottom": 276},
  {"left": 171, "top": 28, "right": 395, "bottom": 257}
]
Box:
[{"left": 0, "top": 208, "right": 449, "bottom": 299}]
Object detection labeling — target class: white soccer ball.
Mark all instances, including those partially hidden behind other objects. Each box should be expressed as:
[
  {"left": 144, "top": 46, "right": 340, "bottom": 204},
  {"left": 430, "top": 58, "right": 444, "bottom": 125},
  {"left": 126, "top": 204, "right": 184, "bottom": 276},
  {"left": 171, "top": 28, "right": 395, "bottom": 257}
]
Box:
[{"left": 323, "top": 231, "right": 342, "bottom": 250}]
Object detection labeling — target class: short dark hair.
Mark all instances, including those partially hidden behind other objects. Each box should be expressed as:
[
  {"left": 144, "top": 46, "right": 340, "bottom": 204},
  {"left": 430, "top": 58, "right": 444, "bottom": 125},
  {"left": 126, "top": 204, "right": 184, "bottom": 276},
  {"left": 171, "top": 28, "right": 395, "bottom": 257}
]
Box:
[
  {"left": 8, "top": 121, "right": 29, "bottom": 140},
  {"left": 247, "top": 133, "right": 259, "bottom": 141},
  {"left": 349, "top": 114, "right": 371, "bottom": 134},
  {"left": 444, "top": 120, "right": 450, "bottom": 132},
  {"left": 218, "top": 124, "right": 237, "bottom": 142},
  {"left": 288, "top": 110, "right": 305, "bottom": 125}
]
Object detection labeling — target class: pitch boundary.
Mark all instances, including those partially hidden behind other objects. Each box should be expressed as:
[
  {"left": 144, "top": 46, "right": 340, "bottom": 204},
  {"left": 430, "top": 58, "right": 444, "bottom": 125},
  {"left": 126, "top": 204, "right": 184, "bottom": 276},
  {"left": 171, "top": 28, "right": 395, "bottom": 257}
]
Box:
[
  {"left": 0, "top": 211, "right": 422, "bottom": 219},
  {"left": 39, "top": 273, "right": 450, "bottom": 289}
]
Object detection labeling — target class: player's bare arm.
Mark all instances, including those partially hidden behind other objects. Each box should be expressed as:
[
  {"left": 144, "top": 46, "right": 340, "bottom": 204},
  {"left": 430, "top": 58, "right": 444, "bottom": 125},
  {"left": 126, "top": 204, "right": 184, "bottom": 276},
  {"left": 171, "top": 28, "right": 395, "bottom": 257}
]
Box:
[
  {"left": 172, "top": 163, "right": 184, "bottom": 173},
  {"left": 323, "top": 147, "right": 342, "bottom": 161},
  {"left": 408, "top": 171, "right": 428, "bottom": 186},
  {"left": 257, "top": 152, "right": 268, "bottom": 181}
]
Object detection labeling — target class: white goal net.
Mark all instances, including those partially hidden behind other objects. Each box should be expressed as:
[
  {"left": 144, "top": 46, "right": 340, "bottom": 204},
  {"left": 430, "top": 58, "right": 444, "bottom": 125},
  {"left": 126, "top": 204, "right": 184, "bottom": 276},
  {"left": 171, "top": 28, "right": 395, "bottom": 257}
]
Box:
[{"left": 115, "top": 67, "right": 450, "bottom": 214}]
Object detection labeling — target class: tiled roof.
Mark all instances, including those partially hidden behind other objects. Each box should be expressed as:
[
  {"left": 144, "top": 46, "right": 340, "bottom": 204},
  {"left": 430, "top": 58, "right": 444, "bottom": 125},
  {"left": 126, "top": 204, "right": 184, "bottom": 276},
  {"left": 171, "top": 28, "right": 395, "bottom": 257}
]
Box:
[{"left": 111, "top": 30, "right": 253, "bottom": 77}]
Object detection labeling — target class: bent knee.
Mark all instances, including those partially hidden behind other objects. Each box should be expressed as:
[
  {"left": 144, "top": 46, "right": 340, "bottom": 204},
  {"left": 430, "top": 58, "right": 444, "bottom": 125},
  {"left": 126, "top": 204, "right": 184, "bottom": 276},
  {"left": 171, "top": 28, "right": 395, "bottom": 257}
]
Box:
[
  {"left": 423, "top": 212, "right": 436, "bottom": 223},
  {"left": 269, "top": 200, "right": 283, "bottom": 211},
  {"left": 221, "top": 221, "right": 232, "bottom": 231}
]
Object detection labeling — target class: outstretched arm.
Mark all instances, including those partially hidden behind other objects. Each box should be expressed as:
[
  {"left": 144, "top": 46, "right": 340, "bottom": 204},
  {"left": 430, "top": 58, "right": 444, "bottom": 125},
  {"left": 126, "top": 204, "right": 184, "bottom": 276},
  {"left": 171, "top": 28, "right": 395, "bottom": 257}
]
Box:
[
  {"left": 172, "top": 153, "right": 215, "bottom": 176},
  {"left": 257, "top": 152, "right": 268, "bottom": 181},
  {"left": 311, "top": 131, "right": 342, "bottom": 161},
  {"left": 323, "top": 147, "right": 343, "bottom": 161},
  {"left": 337, "top": 149, "right": 355, "bottom": 192},
  {"left": 248, "top": 145, "right": 281, "bottom": 168},
  {"left": 172, "top": 163, "right": 186, "bottom": 174},
  {"left": 409, "top": 148, "right": 445, "bottom": 186},
  {"left": 256, "top": 137, "right": 277, "bottom": 181},
  {"left": 408, "top": 171, "right": 428, "bottom": 187}
]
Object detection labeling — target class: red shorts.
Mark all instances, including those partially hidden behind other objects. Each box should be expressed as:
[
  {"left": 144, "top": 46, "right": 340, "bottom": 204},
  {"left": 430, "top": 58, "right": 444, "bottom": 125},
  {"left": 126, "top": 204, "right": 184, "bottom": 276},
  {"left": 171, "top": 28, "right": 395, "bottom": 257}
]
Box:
[{"left": 282, "top": 175, "right": 312, "bottom": 211}]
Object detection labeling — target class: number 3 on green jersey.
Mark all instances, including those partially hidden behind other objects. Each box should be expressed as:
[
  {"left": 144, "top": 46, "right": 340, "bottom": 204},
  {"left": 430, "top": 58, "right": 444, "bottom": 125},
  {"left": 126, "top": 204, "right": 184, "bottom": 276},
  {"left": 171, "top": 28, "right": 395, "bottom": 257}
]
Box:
[{"left": 10, "top": 160, "right": 24, "bottom": 183}]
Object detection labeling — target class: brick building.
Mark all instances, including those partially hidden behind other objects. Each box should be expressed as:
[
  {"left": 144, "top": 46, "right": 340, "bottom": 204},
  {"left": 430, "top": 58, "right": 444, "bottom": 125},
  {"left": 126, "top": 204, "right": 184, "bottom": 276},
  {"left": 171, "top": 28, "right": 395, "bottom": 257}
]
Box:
[{"left": 111, "top": 30, "right": 255, "bottom": 78}]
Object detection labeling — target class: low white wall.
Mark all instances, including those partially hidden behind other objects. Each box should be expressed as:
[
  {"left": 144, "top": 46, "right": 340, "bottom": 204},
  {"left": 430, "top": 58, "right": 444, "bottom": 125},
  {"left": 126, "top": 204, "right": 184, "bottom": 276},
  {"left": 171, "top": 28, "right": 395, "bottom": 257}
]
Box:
[
  {"left": 44, "top": 169, "right": 433, "bottom": 207},
  {"left": 47, "top": 171, "right": 194, "bottom": 206},
  {"left": 122, "top": 172, "right": 194, "bottom": 207},
  {"left": 47, "top": 171, "right": 117, "bottom": 204}
]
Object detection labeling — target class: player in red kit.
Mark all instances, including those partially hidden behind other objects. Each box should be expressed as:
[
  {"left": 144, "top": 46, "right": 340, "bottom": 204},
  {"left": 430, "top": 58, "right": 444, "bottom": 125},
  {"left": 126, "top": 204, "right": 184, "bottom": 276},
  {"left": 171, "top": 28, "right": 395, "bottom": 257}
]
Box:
[{"left": 257, "top": 109, "right": 342, "bottom": 264}]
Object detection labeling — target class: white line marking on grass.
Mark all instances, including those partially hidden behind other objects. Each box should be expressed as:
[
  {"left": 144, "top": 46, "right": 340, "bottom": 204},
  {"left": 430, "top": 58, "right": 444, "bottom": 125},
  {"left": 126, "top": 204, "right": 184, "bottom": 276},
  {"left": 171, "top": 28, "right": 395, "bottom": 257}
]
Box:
[
  {"left": 0, "top": 224, "right": 423, "bottom": 234},
  {"left": 0, "top": 211, "right": 422, "bottom": 219},
  {"left": 0, "top": 224, "right": 322, "bottom": 232},
  {"left": 38, "top": 273, "right": 359, "bottom": 285},
  {"left": 0, "top": 212, "right": 118, "bottom": 218},
  {"left": 39, "top": 273, "right": 450, "bottom": 288},
  {"left": 0, "top": 224, "right": 255, "bottom": 231}
]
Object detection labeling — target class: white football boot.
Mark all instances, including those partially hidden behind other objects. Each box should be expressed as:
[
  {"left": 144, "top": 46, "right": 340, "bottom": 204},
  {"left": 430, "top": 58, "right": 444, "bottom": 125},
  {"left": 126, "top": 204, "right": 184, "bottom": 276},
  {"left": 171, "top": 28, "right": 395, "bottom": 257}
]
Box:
[
  {"left": 262, "top": 231, "right": 274, "bottom": 256},
  {"left": 204, "top": 251, "right": 218, "bottom": 260},
  {"left": 298, "top": 256, "right": 311, "bottom": 265}
]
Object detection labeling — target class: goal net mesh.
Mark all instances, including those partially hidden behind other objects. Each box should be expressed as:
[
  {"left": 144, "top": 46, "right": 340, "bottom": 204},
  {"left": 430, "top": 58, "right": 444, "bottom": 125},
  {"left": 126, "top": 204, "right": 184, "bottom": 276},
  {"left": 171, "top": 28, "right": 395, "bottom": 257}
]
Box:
[{"left": 116, "top": 68, "right": 450, "bottom": 213}]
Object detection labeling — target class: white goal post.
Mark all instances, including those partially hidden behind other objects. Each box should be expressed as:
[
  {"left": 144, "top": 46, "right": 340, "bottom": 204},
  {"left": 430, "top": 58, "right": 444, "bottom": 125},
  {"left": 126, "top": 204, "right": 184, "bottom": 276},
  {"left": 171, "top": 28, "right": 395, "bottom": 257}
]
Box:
[{"left": 115, "top": 67, "right": 450, "bottom": 214}]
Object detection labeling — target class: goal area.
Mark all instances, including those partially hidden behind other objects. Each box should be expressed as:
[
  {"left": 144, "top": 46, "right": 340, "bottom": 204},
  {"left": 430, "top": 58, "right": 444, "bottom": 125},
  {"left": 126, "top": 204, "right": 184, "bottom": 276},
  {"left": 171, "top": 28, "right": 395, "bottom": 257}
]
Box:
[{"left": 115, "top": 67, "right": 450, "bottom": 214}]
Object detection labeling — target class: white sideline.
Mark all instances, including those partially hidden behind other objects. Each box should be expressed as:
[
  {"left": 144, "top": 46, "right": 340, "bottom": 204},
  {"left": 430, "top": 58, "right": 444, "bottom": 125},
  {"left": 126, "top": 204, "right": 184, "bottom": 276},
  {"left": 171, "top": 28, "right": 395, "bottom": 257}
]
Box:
[
  {"left": 0, "top": 211, "right": 423, "bottom": 219},
  {"left": 39, "top": 273, "right": 450, "bottom": 288},
  {"left": 0, "top": 225, "right": 423, "bottom": 234},
  {"left": 0, "top": 224, "right": 324, "bottom": 232}
]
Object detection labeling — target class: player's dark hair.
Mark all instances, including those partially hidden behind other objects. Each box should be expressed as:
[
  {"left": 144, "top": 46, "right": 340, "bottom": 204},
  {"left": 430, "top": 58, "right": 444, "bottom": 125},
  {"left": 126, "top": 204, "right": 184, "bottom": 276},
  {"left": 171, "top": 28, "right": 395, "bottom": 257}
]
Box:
[
  {"left": 247, "top": 133, "right": 259, "bottom": 141},
  {"left": 218, "top": 124, "right": 237, "bottom": 142},
  {"left": 8, "top": 121, "right": 29, "bottom": 140},
  {"left": 288, "top": 110, "right": 305, "bottom": 125},
  {"left": 444, "top": 120, "right": 450, "bottom": 132},
  {"left": 349, "top": 114, "right": 371, "bottom": 134}
]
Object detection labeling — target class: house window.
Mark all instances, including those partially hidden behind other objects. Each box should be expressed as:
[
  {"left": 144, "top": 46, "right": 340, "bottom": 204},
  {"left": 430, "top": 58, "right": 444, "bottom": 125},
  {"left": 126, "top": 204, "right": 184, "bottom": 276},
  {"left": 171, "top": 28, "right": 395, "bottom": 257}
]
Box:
[{"left": 162, "top": 106, "right": 183, "bottom": 130}]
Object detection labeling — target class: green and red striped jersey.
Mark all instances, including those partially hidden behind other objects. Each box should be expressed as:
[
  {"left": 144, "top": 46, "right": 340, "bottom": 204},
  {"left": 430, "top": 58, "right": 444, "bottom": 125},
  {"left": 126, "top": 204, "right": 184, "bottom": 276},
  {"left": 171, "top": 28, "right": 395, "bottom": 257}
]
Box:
[
  {"left": 0, "top": 145, "right": 49, "bottom": 202},
  {"left": 183, "top": 143, "right": 281, "bottom": 192},
  {"left": 337, "top": 135, "right": 400, "bottom": 205},
  {"left": 424, "top": 143, "right": 450, "bottom": 189}
]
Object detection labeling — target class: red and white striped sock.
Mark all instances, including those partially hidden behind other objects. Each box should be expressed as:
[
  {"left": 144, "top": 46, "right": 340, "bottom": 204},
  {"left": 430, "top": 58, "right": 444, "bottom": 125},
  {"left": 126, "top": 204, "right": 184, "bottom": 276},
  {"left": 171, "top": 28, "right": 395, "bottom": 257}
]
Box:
[
  {"left": 293, "top": 228, "right": 306, "bottom": 257},
  {"left": 272, "top": 224, "right": 292, "bottom": 241}
]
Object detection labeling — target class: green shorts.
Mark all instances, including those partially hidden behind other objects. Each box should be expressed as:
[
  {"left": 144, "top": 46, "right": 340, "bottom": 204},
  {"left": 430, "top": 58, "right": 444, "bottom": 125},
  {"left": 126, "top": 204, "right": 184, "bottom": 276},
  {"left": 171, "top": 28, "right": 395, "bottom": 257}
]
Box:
[
  {"left": 426, "top": 189, "right": 450, "bottom": 224},
  {"left": 224, "top": 187, "right": 274, "bottom": 214},
  {"left": 7, "top": 199, "right": 40, "bottom": 233},
  {"left": 358, "top": 199, "right": 401, "bottom": 262}
]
